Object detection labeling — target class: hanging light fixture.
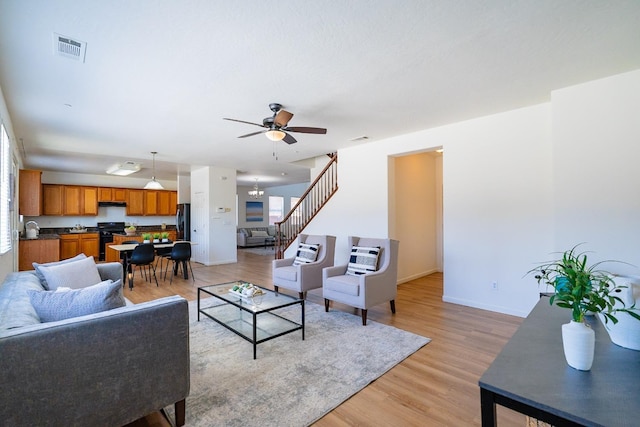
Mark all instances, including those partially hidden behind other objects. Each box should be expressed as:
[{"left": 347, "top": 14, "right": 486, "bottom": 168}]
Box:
[
  {"left": 143, "top": 151, "right": 164, "bottom": 190},
  {"left": 265, "top": 129, "right": 286, "bottom": 141},
  {"left": 248, "top": 178, "right": 264, "bottom": 199}
]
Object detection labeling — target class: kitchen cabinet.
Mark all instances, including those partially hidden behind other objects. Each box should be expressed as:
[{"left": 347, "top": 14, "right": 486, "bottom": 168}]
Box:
[
  {"left": 158, "top": 191, "right": 174, "bottom": 216},
  {"left": 144, "top": 191, "right": 159, "bottom": 215},
  {"left": 19, "top": 238, "right": 60, "bottom": 271},
  {"left": 126, "top": 189, "right": 145, "bottom": 216},
  {"left": 63, "top": 186, "right": 98, "bottom": 215},
  {"left": 98, "top": 187, "right": 127, "bottom": 202},
  {"left": 43, "top": 184, "right": 64, "bottom": 216},
  {"left": 60, "top": 233, "right": 99, "bottom": 260},
  {"left": 19, "top": 169, "right": 43, "bottom": 216}
]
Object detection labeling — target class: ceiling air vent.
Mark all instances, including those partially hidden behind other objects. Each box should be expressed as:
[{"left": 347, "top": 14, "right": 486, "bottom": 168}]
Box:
[{"left": 53, "top": 33, "right": 87, "bottom": 62}]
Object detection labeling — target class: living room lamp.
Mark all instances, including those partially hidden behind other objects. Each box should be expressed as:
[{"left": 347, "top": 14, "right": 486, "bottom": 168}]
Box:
[
  {"left": 143, "top": 151, "right": 164, "bottom": 190},
  {"left": 265, "top": 129, "right": 285, "bottom": 141},
  {"left": 248, "top": 178, "right": 264, "bottom": 199}
]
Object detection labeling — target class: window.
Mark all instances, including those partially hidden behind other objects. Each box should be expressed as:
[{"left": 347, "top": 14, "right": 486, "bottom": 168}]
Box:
[
  {"left": 268, "top": 196, "right": 284, "bottom": 225},
  {"left": 1, "top": 123, "right": 11, "bottom": 254}
]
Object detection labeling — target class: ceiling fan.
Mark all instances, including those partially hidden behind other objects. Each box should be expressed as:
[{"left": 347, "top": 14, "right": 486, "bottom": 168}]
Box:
[{"left": 223, "top": 103, "right": 327, "bottom": 144}]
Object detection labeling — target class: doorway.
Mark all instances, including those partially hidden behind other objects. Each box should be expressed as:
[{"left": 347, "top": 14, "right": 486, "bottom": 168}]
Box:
[{"left": 392, "top": 150, "right": 443, "bottom": 289}]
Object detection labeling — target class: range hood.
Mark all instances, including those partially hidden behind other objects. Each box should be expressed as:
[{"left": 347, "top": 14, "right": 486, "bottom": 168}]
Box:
[{"left": 98, "top": 201, "right": 126, "bottom": 207}]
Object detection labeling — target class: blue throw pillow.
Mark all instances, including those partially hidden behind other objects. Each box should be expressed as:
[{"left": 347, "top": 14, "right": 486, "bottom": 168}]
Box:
[{"left": 28, "top": 279, "right": 125, "bottom": 323}]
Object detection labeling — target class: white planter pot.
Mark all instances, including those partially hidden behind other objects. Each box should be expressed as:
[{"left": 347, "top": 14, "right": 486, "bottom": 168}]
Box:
[
  {"left": 562, "top": 320, "right": 595, "bottom": 371},
  {"left": 143, "top": 239, "right": 150, "bottom": 244},
  {"left": 599, "top": 278, "right": 640, "bottom": 351}
]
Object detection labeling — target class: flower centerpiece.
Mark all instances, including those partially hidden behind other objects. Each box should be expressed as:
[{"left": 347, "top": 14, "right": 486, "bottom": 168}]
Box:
[{"left": 528, "top": 244, "right": 640, "bottom": 370}]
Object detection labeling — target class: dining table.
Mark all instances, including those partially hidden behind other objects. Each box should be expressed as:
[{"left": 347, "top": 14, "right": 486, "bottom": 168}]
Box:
[{"left": 108, "top": 241, "right": 196, "bottom": 290}]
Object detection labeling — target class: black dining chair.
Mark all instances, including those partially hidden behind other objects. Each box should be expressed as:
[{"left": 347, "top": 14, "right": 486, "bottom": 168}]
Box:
[
  {"left": 164, "top": 242, "right": 194, "bottom": 284},
  {"left": 155, "top": 239, "right": 172, "bottom": 272},
  {"left": 128, "top": 243, "right": 159, "bottom": 286}
]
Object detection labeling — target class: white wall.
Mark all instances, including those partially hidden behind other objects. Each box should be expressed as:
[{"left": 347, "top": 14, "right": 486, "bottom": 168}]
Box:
[
  {"left": 552, "top": 69, "right": 640, "bottom": 275},
  {"left": 191, "top": 166, "right": 237, "bottom": 265}
]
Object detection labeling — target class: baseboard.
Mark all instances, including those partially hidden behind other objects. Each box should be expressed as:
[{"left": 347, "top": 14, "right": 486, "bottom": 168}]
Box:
[
  {"left": 397, "top": 268, "right": 440, "bottom": 285},
  {"left": 442, "top": 295, "right": 528, "bottom": 318}
]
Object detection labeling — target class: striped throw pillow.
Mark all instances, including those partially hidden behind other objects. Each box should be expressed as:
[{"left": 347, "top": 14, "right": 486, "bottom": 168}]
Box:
[
  {"left": 346, "top": 246, "right": 381, "bottom": 276},
  {"left": 293, "top": 243, "right": 320, "bottom": 266}
]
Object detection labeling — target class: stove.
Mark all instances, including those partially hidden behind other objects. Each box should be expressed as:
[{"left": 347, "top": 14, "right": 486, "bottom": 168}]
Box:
[{"left": 97, "top": 222, "right": 125, "bottom": 261}]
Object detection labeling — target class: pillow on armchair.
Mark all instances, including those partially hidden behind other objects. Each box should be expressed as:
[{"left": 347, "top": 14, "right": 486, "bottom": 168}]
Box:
[
  {"left": 346, "top": 246, "right": 381, "bottom": 276},
  {"left": 293, "top": 243, "right": 320, "bottom": 266}
]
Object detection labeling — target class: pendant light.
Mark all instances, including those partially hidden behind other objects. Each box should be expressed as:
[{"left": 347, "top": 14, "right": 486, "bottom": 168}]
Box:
[{"left": 144, "top": 151, "right": 164, "bottom": 190}]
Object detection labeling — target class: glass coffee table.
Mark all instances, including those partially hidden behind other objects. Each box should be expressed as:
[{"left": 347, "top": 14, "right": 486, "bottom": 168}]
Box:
[{"left": 197, "top": 281, "right": 304, "bottom": 359}]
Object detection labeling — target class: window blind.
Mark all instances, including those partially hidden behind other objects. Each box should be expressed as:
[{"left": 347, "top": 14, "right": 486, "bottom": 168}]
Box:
[{"left": 0, "top": 123, "right": 11, "bottom": 254}]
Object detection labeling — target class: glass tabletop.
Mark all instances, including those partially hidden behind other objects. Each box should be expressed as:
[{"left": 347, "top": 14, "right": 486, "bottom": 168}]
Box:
[{"left": 199, "top": 281, "right": 301, "bottom": 313}]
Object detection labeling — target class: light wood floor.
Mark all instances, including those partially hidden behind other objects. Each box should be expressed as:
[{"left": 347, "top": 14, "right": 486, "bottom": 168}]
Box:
[{"left": 124, "top": 250, "right": 526, "bottom": 427}]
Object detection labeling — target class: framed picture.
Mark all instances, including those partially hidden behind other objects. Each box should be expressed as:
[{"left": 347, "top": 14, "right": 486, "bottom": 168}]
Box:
[{"left": 246, "top": 201, "right": 263, "bottom": 222}]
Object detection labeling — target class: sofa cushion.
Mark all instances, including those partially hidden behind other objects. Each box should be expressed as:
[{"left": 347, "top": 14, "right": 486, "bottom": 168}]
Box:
[
  {"left": 36, "top": 256, "right": 102, "bottom": 290},
  {"left": 251, "top": 230, "right": 269, "bottom": 238},
  {"left": 33, "top": 253, "right": 87, "bottom": 290},
  {"left": 325, "top": 275, "right": 360, "bottom": 296},
  {"left": 274, "top": 265, "right": 298, "bottom": 281},
  {"left": 0, "top": 272, "right": 43, "bottom": 331},
  {"left": 28, "top": 279, "right": 125, "bottom": 323},
  {"left": 346, "top": 246, "right": 381, "bottom": 276},
  {"left": 293, "top": 243, "right": 320, "bottom": 266}
]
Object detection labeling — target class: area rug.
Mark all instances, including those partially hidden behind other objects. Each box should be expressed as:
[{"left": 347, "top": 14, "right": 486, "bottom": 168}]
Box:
[
  {"left": 164, "top": 299, "right": 430, "bottom": 427},
  {"left": 238, "top": 247, "right": 276, "bottom": 256}
]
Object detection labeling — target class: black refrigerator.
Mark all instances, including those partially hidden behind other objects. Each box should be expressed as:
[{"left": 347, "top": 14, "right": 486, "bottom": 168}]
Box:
[{"left": 176, "top": 203, "right": 190, "bottom": 241}]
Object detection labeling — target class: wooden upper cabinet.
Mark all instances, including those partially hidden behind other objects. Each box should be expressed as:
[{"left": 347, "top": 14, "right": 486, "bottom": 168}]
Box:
[
  {"left": 19, "top": 169, "right": 43, "bottom": 216},
  {"left": 82, "top": 187, "right": 98, "bottom": 215},
  {"left": 113, "top": 188, "right": 126, "bottom": 202},
  {"left": 98, "top": 187, "right": 113, "bottom": 202},
  {"left": 98, "top": 187, "right": 127, "bottom": 202},
  {"left": 170, "top": 191, "right": 177, "bottom": 214},
  {"left": 63, "top": 186, "right": 81, "bottom": 215},
  {"left": 157, "top": 191, "right": 173, "bottom": 216},
  {"left": 126, "top": 189, "right": 145, "bottom": 216},
  {"left": 43, "top": 184, "right": 64, "bottom": 216},
  {"left": 144, "top": 190, "right": 159, "bottom": 215}
]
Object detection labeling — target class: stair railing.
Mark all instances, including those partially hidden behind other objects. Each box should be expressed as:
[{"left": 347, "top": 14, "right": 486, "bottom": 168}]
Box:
[{"left": 275, "top": 154, "right": 338, "bottom": 258}]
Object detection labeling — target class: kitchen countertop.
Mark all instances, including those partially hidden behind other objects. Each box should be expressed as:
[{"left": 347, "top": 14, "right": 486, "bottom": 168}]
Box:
[{"left": 20, "top": 234, "right": 60, "bottom": 241}]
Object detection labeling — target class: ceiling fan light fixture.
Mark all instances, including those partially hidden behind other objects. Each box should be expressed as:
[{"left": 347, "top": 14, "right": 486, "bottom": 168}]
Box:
[
  {"left": 143, "top": 151, "right": 164, "bottom": 190},
  {"left": 265, "top": 129, "right": 286, "bottom": 141}
]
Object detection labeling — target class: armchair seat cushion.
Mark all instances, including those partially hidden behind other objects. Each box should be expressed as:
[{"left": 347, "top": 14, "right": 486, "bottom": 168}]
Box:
[
  {"left": 324, "top": 275, "right": 360, "bottom": 297},
  {"left": 273, "top": 265, "right": 298, "bottom": 282}
]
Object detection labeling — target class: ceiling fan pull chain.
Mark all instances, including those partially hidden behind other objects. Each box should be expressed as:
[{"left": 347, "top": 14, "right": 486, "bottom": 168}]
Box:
[{"left": 273, "top": 141, "right": 278, "bottom": 160}]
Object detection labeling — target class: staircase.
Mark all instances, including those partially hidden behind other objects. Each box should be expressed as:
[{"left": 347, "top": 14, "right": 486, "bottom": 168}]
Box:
[{"left": 275, "top": 154, "right": 338, "bottom": 258}]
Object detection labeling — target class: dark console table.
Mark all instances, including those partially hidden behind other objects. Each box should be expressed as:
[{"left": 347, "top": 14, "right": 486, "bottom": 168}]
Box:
[{"left": 479, "top": 296, "right": 640, "bottom": 426}]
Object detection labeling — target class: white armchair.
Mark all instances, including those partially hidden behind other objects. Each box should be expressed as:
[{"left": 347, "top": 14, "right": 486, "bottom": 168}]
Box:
[
  {"left": 272, "top": 234, "right": 336, "bottom": 299},
  {"left": 323, "top": 236, "right": 399, "bottom": 325}
]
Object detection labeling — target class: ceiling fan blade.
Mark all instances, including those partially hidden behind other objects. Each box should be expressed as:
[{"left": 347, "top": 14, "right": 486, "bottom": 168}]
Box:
[
  {"left": 238, "top": 130, "right": 266, "bottom": 138},
  {"left": 282, "top": 132, "right": 297, "bottom": 144},
  {"left": 275, "top": 110, "right": 293, "bottom": 127},
  {"left": 285, "top": 126, "right": 327, "bottom": 134},
  {"left": 223, "top": 118, "right": 266, "bottom": 128}
]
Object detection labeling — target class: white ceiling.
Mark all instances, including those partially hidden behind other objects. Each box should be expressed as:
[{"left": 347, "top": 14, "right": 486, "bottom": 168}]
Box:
[{"left": 1, "top": 0, "right": 639, "bottom": 187}]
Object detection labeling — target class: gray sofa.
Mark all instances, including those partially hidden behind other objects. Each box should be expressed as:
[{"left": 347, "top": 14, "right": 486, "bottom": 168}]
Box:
[
  {"left": 0, "top": 262, "right": 190, "bottom": 427},
  {"left": 237, "top": 226, "right": 276, "bottom": 247}
]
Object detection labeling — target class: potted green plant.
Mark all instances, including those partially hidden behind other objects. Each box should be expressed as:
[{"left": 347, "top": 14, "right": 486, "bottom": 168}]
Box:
[
  {"left": 142, "top": 233, "right": 152, "bottom": 243},
  {"left": 528, "top": 244, "right": 640, "bottom": 370},
  {"left": 161, "top": 232, "right": 169, "bottom": 242},
  {"left": 152, "top": 233, "right": 161, "bottom": 243}
]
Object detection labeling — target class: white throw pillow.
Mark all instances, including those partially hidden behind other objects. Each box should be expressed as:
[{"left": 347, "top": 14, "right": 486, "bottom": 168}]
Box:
[
  {"left": 293, "top": 243, "right": 320, "bottom": 266},
  {"left": 251, "top": 230, "right": 269, "bottom": 238},
  {"left": 36, "top": 256, "right": 102, "bottom": 291},
  {"left": 33, "top": 253, "right": 87, "bottom": 290},
  {"left": 28, "top": 279, "right": 125, "bottom": 323},
  {"left": 346, "top": 246, "right": 381, "bottom": 276}
]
